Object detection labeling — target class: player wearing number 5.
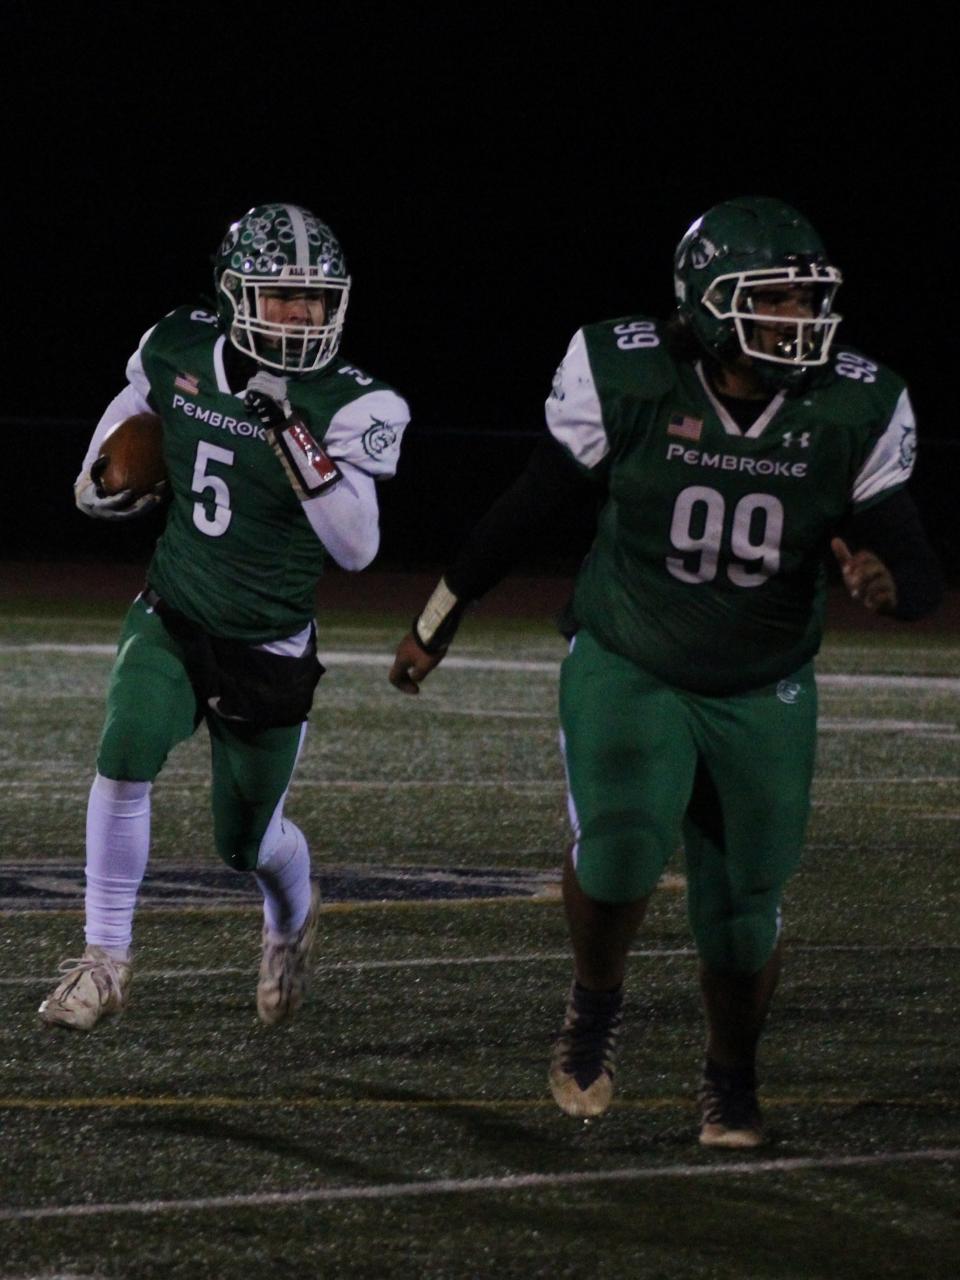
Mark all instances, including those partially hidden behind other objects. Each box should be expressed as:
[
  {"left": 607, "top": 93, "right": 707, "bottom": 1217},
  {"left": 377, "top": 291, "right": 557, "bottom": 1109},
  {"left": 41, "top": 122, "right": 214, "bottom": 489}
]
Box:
[
  {"left": 390, "top": 197, "right": 941, "bottom": 1146},
  {"left": 40, "top": 204, "right": 408, "bottom": 1031}
]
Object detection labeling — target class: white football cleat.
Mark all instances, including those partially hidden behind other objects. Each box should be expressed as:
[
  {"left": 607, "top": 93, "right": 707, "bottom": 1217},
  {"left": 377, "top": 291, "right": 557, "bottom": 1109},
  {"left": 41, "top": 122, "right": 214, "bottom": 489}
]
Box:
[
  {"left": 698, "top": 1063, "right": 765, "bottom": 1149},
  {"left": 548, "top": 982, "right": 624, "bottom": 1118},
  {"left": 257, "top": 881, "right": 322, "bottom": 1026},
  {"left": 38, "top": 946, "right": 132, "bottom": 1031}
]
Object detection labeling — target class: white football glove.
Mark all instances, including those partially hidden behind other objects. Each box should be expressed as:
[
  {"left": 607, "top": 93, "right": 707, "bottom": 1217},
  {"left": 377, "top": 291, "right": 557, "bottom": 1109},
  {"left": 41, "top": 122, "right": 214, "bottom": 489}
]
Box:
[{"left": 74, "top": 469, "right": 165, "bottom": 520}]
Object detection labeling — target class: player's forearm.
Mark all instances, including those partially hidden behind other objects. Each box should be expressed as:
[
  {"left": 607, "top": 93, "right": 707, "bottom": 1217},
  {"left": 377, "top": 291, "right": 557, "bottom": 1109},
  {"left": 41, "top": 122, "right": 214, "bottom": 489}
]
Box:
[
  {"left": 445, "top": 435, "right": 592, "bottom": 600},
  {"left": 301, "top": 463, "right": 380, "bottom": 570},
  {"left": 413, "top": 434, "right": 595, "bottom": 651}
]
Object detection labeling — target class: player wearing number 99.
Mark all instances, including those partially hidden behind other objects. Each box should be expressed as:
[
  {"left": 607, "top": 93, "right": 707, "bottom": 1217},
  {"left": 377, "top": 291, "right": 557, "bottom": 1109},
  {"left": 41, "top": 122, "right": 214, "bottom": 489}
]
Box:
[
  {"left": 40, "top": 203, "right": 409, "bottom": 1033},
  {"left": 389, "top": 197, "right": 941, "bottom": 1147}
]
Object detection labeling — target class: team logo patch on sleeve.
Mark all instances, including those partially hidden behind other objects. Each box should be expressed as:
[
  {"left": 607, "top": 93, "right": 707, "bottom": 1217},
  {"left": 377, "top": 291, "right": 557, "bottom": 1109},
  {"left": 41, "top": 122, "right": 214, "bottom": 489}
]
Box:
[
  {"left": 362, "top": 417, "right": 400, "bottom": 459},
  {"left": 668, "top": 413, "right": 703, "bottom": 442}
]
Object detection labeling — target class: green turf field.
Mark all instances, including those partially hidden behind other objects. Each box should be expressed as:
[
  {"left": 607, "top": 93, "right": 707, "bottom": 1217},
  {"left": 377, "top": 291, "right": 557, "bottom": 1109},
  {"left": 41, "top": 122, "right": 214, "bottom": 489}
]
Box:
[{"left": 0, "top": 596, "right": 958, "bottom": 1278}]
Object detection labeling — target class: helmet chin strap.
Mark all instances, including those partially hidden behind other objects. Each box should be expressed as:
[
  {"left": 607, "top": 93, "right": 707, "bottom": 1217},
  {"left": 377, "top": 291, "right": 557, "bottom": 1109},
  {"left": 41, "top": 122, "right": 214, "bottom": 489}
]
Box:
[
  {"left": 750, "top": 356, "right": 810, "bottom": 396},
  {"left": 708, "top": 347, "right": 805, "bottom": 400}
]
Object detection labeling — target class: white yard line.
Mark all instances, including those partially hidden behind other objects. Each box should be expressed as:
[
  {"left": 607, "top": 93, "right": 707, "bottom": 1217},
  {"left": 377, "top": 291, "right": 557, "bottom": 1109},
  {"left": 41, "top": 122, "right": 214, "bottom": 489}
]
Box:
[
  {"left": 817, "top": 724, "right": 959, "bottom": 738},
  {"left": 812, "top": 777, "right": 960, "bottom": 784},
  {"left": 823, "top": 646, "right": 960, "bottom": 657},
  {"left": 0, "top": 1148, "right": 955, "bottom": 1222},
  {"left": 4, "top": 773, "right": 960, "bottom": 787},
  {"left": 818, "top": 674, "right": 960, "bottom": 691},
  {"left": 0, "top": 643, "right": 119, "bottom": 655},
  {"left": 4, "top": 644, "right": 960, "bottom": 691},
  {"left": 4, "top": 941, "right": 957, "bottom": 987},
  {"left": 2, "top": 763, "right": 958, "bottom": 791},
  {"left": 0, "top": 780, "right": 566, "bottom": 793},
  {"left": 2, "top": 950, "right": 655, "bottom": 986}
]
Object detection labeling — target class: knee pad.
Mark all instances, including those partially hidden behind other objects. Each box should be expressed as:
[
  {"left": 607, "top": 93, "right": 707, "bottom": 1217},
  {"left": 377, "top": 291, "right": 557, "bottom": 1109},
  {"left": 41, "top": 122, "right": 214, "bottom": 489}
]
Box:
[
  {"left": 98, "top": 716, "right": 177, "bottom": 783},
  {"left": 689, "top": 888, "right": 782, "bottom": 974},
  {"left": 213, "top": 819, "right": 263, "bottom": 873},
  {"left": 214, "top": 802, "right": 298, "bottom": 873},
  {"left": 98, "top": 646, "right": 197, "bottom": 782},
  {"left": 574, "top": 814, "right": 670, "bottom": 903},
  {"left": 208, "top": 720, "right": 306, "bottom": 874},
  {"left": 256, "top": 816, "right": 306, "bottom": 873}
]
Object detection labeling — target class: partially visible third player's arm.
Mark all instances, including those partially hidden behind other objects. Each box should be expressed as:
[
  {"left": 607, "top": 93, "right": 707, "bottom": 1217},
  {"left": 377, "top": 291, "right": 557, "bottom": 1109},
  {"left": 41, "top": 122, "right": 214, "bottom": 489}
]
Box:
[{"left": 389, "top": 435, "right": 596, "bottom": 694}]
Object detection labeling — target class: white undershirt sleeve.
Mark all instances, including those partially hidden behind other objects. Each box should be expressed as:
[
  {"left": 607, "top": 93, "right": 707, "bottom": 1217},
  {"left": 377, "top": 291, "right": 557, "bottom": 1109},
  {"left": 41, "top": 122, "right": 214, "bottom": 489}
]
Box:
[{"left": 300, "top": 460, "right": 380, "bottom": 570}]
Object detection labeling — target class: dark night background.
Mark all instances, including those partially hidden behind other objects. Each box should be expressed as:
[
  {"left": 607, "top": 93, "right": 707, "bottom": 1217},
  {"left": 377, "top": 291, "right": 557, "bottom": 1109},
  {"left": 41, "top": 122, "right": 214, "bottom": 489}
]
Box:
[{"left": 2, "top": 4, "right": 957, "bottom": 578}]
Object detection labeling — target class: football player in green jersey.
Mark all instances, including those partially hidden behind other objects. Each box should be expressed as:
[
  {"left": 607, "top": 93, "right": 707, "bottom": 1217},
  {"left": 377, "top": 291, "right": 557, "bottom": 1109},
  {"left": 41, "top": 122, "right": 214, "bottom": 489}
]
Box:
[
  {"left": 40, "top": 203, "right": 409, "bottom": 1033},
  {"left": 389, "top": 197, "right": 942, "bottom": 1147}
]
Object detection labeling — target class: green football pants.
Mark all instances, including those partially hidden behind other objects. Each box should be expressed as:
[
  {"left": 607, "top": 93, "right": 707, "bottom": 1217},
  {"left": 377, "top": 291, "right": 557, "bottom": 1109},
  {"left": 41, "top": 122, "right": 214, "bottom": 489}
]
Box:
[
  {"left": 96, "top": 597, "right": 305, "bottom": 871},
  {"left": 559, "top": 628, "right": 817, "bottom": 973}
]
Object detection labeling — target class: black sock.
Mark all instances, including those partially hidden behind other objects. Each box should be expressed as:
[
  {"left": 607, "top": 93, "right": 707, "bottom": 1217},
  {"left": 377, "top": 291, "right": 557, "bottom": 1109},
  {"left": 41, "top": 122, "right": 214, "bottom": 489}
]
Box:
[
  {"left": 704, "top": 1057, "right": 757, "bottom": 1090},
  {"left": 572, "top": 981, "right": 624, "bottom": 1015}
]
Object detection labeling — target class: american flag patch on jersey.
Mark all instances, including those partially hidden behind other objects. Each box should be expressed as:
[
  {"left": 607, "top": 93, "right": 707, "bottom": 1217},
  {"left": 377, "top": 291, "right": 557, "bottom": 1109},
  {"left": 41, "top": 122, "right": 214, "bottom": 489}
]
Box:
[
  {"left": 668, "top": 413, "right": 703, "bottom": 442},
  {"left": 175, "top": 372, "right": 200, "bottom": 396}
]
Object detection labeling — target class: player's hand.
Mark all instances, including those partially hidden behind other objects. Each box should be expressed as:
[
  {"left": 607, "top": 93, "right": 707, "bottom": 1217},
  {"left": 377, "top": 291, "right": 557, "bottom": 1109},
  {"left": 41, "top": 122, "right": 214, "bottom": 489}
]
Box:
[
  {"left": 831, "top": 537, "right": 898, "bottom": 614},
  {"left": 244, "top": 371, "right": 292, "bottom": 427},
  {"left": 74, "top": 468, "right": 165, "bottom": 520},
  {"left": 389, "top": 632, "right": 446, "bottom": 695}
]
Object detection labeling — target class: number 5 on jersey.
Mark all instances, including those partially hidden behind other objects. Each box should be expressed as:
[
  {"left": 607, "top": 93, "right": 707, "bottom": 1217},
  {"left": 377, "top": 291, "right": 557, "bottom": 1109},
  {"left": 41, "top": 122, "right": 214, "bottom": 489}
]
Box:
[{"left": 192, "top": 441, "right": 234, "bottom": 537}]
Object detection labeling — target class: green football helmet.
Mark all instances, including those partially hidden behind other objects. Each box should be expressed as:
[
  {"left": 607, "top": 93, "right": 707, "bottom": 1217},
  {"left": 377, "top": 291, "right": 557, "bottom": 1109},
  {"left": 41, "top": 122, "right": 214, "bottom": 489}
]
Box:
[
  {"left": 673, "top": 197, "right": 842, "bottom": 390},
  {"left": 213, "top": 203, "right": 351, "bottom": 373}
]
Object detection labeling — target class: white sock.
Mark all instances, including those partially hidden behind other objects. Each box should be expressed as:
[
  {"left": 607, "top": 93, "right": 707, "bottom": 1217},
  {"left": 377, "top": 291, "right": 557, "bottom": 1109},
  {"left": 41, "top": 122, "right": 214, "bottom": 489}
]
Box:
[
  {"left": 254, "top": 819, "right": 311, "bottom": 940},
  {"left": 84, "top": 773, "right": 151, "bottom": 957}
]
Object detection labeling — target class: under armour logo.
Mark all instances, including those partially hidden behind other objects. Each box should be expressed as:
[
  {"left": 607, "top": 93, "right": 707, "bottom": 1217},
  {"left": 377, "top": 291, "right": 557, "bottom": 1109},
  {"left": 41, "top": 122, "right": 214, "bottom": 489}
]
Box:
[{"left": 783, "top": 431, "right": 811, "bottom": 449}]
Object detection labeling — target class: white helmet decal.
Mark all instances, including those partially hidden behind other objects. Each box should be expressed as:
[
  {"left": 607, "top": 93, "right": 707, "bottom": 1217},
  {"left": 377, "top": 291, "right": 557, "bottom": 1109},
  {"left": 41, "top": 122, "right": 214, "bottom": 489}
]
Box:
[{"left": 215, "top": 204, "right": 351, "bottom": 373}]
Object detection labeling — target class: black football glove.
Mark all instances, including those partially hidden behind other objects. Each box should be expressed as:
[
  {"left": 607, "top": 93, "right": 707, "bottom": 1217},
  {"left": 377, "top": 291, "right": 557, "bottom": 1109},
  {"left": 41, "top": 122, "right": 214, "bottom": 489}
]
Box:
[{"left": 244, "top": 372, "right": 342, "bottom": 501}]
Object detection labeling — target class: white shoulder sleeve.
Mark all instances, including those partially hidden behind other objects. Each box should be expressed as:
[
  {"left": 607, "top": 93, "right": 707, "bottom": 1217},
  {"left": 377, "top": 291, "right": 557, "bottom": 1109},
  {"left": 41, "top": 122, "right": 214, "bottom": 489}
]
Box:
[
  {"left": 544, "top": 328, "right": 610, "bottom": 470},
  {"left": 300, "top": 461, "right": 380, "bottom": 571},
  {"left": 852, "top": 387, "right": 917, "bottom": 507},
  {"left": 78, "top": 328, "right": 158, "bottom": 477},
  {"left": 124, "top": 325, "right": 157, "bottom": 400},
  {"left": 322, "top": 388, "right": 410, "bottom": 479}
]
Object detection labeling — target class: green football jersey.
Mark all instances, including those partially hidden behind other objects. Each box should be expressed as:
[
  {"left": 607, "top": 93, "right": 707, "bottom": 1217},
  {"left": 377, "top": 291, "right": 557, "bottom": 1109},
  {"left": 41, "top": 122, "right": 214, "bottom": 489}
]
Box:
[
  {"left": 129, "top": 306, "right": 408, "bottom": 641},
  {"left": 545, "top": 317, "right": 917, "bottom": 694}
]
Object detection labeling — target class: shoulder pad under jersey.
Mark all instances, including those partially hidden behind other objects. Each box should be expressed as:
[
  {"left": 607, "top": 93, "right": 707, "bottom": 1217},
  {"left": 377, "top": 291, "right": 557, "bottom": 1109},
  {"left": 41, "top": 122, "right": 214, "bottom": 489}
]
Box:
[
  {"left": 808, "top": 346, "right": 908, "bottom": 428},
  {"left": 546, "top": 316, "right": 678, "bottom": 472},
  {"left": 580, "top": 315, "right": 680, "bottom": 402}
]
